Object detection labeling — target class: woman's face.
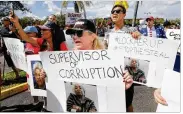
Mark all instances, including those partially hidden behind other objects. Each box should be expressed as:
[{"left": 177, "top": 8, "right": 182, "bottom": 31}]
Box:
[
  {"left": 34, "top": 68, "right": 45, "bottom": 87},
  {"left": 72, "top": 30, "right": 95, "bottom": 50},
  {"left": 74, "top": 84, "right": 82, "bottom": 95},
  {"left": 41, "top": 29, "right": 52, "bottom": 39},
  {"left": 26, "top": 32, "right": 37, "bottom": 37},
  {"left": 131, "top": 59, "right": 137, "bottom": 68}
]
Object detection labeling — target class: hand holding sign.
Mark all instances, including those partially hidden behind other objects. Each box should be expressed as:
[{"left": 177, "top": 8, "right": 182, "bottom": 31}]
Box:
[{"left": 123, "top": 70, "right": 133, "bottom": 90}]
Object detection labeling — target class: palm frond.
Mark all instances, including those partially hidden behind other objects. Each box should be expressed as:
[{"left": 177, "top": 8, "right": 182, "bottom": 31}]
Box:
[
  {"left": 74, "top": 1, "right": 80, "bottom": 13},
  {"left": 61, "top": 1, "right": 69, "bottom": 8},
  {"left": 76, "top": 1, "right": 84, "bottom": 12}
]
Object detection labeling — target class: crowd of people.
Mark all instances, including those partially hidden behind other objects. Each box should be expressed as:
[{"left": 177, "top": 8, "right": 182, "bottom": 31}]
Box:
[{"left": 0, "top": 2, "right": 180, "bottom": 112}]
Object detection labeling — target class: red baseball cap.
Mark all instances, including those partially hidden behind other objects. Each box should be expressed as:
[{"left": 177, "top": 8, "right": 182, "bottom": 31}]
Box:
[{"left": 146, "top": 16, "right": 154, "bottom": 22}]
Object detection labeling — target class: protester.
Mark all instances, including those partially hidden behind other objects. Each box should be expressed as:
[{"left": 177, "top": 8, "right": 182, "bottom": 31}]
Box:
[
  {"left": 9, "top": 12, "right": 68, "bottom": 112},
  {"left": 48, "top": 14, "right": 57, "bottom": 24},
  {"left": 96, "top": 22, "right": 106, "bottom": 37},
  {"left": 67, "top": 83, "right": 97, "bottom": 112},
  {"left": 23, "top": 26, "right": 40, "bottom": 54},
  {"left": 125, "top": 59, "right": 146, "bottom": 84},
  {"left": 103, "top": 4, "right": 141, "bottom": 112},
  {"left": 9, "top": 12, "right": 68, "bottom": 51},
  {"left": 0, "top": 17, "right": 20, "bottom": 79},
  {"left": 163, "top": 20, "right": 171, "bottom": 32},
  {"left": 104, "top": 4, "right": 141, "bottom": 49},
  {"left": 140, "top": 16, "right": 166, "bottom": 38},
  {"left": 66, "top": 19, "right": 133, "bottom": 112}
]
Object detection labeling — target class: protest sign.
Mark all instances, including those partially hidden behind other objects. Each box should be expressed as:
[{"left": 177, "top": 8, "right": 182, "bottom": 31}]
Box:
[
  {"left": 40, "top": 50, "right": 126, "bottom": 112},
  {"left": 3, "top": 37, "right": 27, "bottom": 72},
  {"left": 65, "top": 12, "right": 82, "bottom": 25},
  {"left": 166, "top": 29, "right": 180, "bottom": 53},
  {"left": 108, "top": 33, "right": 180, "bottom": 88},
  {"left": 47, "top": 80, "right": 125, "bottom": 112},
  {"left": 39, "top": 50, "right": 125, "bottom": 86},
  {"left": 156, "top": 69, "right": 180, "bottom": 112},
  {"left": 27, "top": 55, "right": 46, "bottom": 97}
]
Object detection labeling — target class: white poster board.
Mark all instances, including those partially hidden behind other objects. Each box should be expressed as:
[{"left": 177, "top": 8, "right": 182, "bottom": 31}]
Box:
[
  {"left": 63, "top": 30, "right": 74, "bottom": 50},
  {"left": 156, "top": 69, "right": 180, "bottom": 112},
  {"left": 27, "top": 55, "right": 46, "bottom": 97},
  {"left": 65, "top": 12, "right": 82, "bottom": 25},
  {"left": 108, "top": 33, "right": 180, "bottom": 88},
  {"left": 166, "top": 29, "right": 180, "bottom": 53},
  {"left": 3, "top": 37, "right": 28, "bottom": 72},
  {"left": 39, "top": 50, "right": 126, "bottom": 112}
]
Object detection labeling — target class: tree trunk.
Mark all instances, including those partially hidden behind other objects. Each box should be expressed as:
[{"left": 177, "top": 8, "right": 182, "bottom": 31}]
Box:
[
  {"left": 132, "top": 1, "right": 139, "bottom": 27},
  {"left": 82, "top": 4, "right": 87, "bottom": 19}
]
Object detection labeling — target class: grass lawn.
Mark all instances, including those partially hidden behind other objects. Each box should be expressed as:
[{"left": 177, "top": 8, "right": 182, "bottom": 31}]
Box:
[{"left": 1, "top": 71, "right": 27, "bottom": 91}]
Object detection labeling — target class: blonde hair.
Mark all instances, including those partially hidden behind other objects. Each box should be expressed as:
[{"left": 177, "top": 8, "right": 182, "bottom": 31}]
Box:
[{"left": 93, "top": 37, "right": 104, "bottom": 50}]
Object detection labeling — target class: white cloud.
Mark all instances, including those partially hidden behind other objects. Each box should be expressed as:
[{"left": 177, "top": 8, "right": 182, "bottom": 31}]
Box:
[
  {"left": 43, "top": 1, "right": 61, "bottom": 13},
  {"left": 84, "top": 1, "right": 180, "bottom": 19},
  {"left": 15, "top": 10, "right": 41, "bottom": 20},
  {"left": 21, "top": 1, "right": 36, "bottom": 5}
]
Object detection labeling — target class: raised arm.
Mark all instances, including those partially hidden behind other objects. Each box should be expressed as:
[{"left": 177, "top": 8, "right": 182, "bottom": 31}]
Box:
[{"left": 9, "top": 12, "right": 39, "bottom": 47}]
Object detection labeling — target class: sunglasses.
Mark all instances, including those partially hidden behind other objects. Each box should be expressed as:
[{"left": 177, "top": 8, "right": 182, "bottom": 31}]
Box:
[
  {"left": 111, "top": 9, "right": 123, "bottom": 14},
  {"left": 71, "top": 30, "right": 83, "bottom": 38}
]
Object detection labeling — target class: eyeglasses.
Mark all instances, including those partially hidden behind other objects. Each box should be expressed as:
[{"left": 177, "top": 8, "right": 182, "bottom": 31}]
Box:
[
  {"left": 70, "top": 30, "right": 84, "bottom": 38},
  {"left": 71, "top": 30, "right": 94, "bottom": 38},
  {"left": 111, "top": 9, "right": 123, "bottom": 14}
]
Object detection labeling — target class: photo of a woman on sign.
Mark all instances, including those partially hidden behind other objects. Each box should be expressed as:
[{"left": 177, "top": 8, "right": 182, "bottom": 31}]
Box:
[
  {"left": 31, "top": 61, "right": 46, "bottom": 90},
  {"left": 67, "top": 83, "right": 97, "bottom": 112},
  {"left": 125, "top": 58, "right": 147, "bottom": 84}
]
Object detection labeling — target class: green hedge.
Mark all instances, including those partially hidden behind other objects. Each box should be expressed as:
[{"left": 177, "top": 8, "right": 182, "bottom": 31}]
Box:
[{"left": 1, "top": 71, "right": 26, "bottom": 81}]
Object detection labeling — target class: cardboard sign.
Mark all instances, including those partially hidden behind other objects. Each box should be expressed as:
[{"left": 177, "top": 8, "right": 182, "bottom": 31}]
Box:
[
  {"left": 156, "top": 69, "right": 180, "bottom": 112},
  {"left": 65, "top": 12, "right": 82, "bottom": 25},
  {"left": 166, "top": 29, "right": 180, "bottom": 53},
  {"left": 3, "top": 37, "right": 27, "bottom": 72},
  {"left": 27, "top": 55, "right": 46, "bottom": 97},
  {"left": 107, "top": 33, "right": 180, "bottom": 88},
  {"left": 39, "top": 50, "right": 125, "bottom": 86},
  {"left": 39, "top": 50, "right": 126, "bottom": 112}
]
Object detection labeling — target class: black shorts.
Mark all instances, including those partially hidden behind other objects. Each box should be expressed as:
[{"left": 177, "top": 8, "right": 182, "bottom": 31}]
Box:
[{"left": 125, "top": 85, "right": 134, "bottom": 109}]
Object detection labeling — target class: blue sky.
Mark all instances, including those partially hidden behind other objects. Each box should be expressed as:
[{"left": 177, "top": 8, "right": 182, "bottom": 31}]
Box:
[{"left": 14, "top": 1, "right": 181, "bottom": 20}]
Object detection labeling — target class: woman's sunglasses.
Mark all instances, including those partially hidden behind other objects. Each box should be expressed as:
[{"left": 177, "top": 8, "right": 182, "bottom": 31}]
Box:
[
  {"left": 111, "top": 9, "right": 123, "bottom": 14},
  {"left": 71, "top": 30, "right": 83, "bottom": 37},
  {"left": 70, "top": 30, "right": 93, "bottom": 38}
]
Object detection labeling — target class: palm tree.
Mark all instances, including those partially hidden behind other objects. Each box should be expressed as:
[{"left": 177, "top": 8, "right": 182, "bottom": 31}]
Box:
[{"left": 61, "top": 1, "right": 92, "bottom": 19}]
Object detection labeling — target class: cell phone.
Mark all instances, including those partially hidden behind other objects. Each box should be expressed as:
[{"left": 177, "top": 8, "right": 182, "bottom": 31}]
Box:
[{"left": 10, "top": 3, "right": 15, "bottom": 18}]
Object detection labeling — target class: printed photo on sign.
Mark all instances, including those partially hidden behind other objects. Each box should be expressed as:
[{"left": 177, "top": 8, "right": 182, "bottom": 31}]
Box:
[
  {"left": 124, "top": 57, "right": 150, "bottom": 85},
  {"left": 65, "top": 82, "right": 98, "bottom": 112},
  {"left": 31, "top": 61, "right": 46, "bottom": 90},
  {"left": 27, "top": 55, "right": 46, "bottom": 97}
]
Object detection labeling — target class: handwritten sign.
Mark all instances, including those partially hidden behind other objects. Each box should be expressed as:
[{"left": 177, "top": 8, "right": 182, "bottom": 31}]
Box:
[
  {"left": 65, "top": 12, "right": 82, "bottom": 25},
  {"left": 166, "top": 29, "right": 180, "bottom": 53},
  {"left": 27, "top": 55, "right": 46, "bottom": 97},
  {"left": 40, "top": 50, "right": 126, "bottom": 112},
  {"left": 156, "top": 69, "right": 180, "bottom": 112},
  {"left": 3, "top": 37, "right": 27, "bottom": 72},
  {"left": 39, "top": 50, "right": 126, "bottom": 86},
  {"left": 108, "top": 33, "right": 179, "bottom": 69},
  {"left": 108, "top": 33, "right": 179, "bottom": 88}
]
